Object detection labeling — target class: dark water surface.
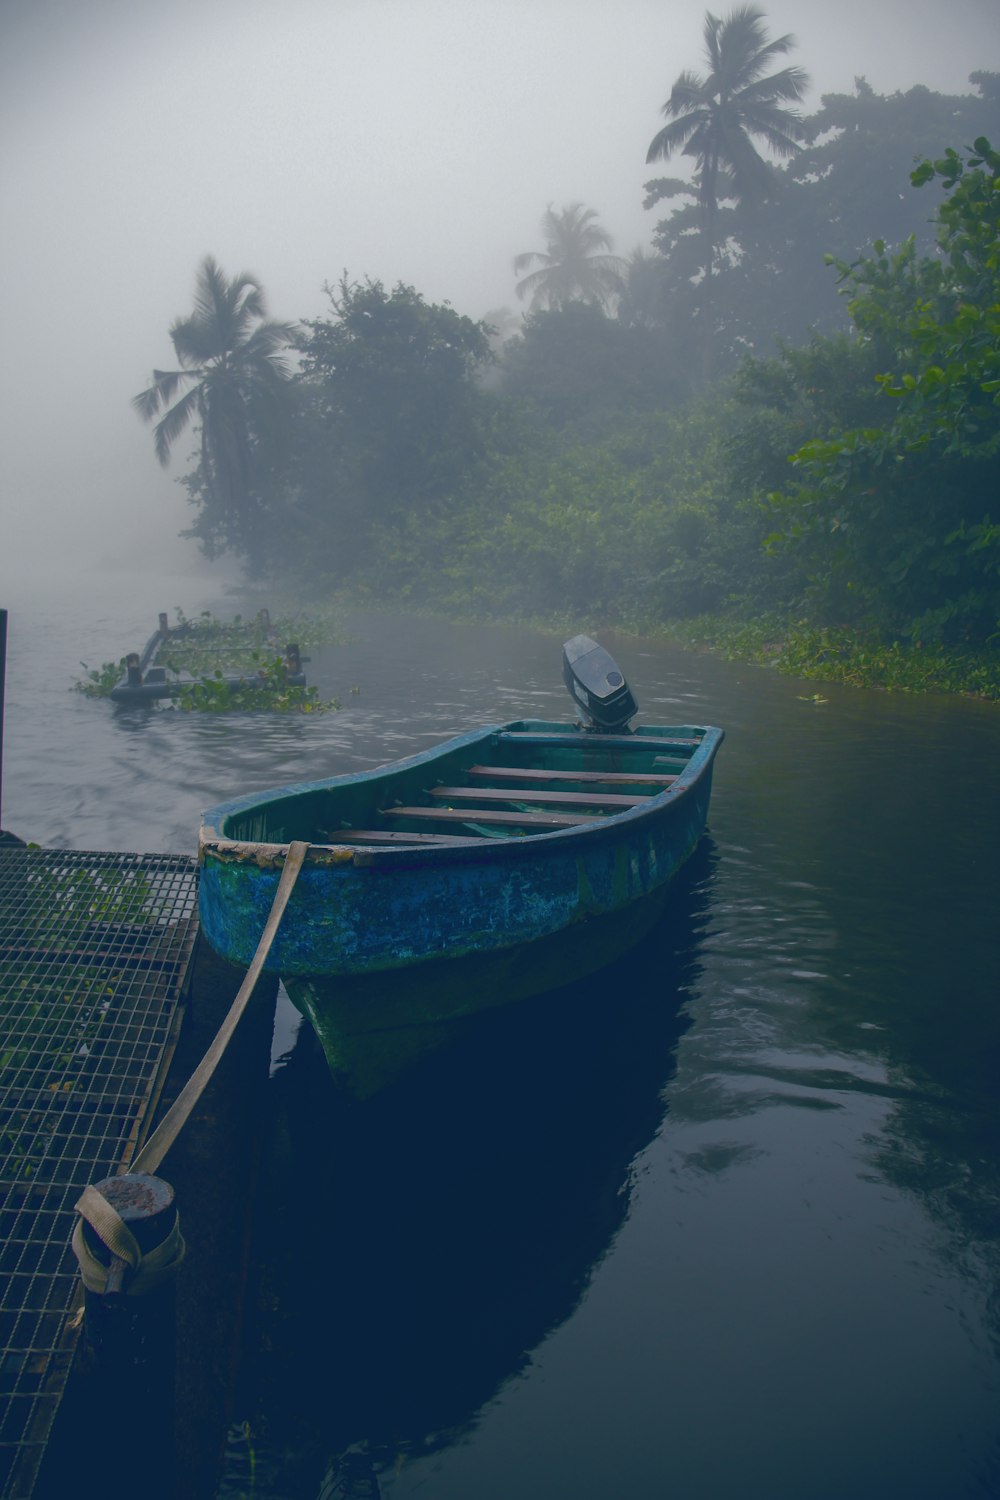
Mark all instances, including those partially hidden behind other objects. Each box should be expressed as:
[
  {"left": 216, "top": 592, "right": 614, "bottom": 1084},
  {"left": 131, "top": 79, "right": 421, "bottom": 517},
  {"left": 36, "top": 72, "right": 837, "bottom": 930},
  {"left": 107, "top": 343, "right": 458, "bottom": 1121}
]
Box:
[{"left": 3, "top": 570, "right": 999, "bottom": 1500}]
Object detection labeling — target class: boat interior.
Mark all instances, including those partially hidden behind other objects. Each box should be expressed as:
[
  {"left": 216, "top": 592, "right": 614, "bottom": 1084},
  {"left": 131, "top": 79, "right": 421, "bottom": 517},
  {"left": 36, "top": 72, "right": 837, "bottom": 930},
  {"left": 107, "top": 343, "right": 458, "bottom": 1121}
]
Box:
[
  {"left": 315, "top": 726, "right": 705, "bottom": 848},
  {"left": 209, "top": 641, "right": 715, "bottom": 851}
]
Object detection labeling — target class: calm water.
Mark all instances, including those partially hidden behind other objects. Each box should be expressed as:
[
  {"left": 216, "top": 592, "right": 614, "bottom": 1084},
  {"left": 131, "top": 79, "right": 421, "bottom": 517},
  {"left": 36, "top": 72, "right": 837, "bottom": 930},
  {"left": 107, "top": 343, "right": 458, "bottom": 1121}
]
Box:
[{"left": 3, "top": 568, "right": 1000, "bottom": 1500}]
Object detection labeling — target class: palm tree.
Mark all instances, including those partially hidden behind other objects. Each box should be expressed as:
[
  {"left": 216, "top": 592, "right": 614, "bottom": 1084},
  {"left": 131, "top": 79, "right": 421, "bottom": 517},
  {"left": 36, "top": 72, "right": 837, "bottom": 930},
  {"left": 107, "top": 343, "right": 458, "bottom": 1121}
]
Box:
[
  {"left": 133, "top": 256, "right": 295, "bottom": 555},
  {"left": 514, "top": 204, "right": 627, "bottom": 312},
  {"left": 615, "top": 248, "right": 671, "bottom": 330},
  {"left": 646, "top": 6, "right": 809, "bottom": 288}
]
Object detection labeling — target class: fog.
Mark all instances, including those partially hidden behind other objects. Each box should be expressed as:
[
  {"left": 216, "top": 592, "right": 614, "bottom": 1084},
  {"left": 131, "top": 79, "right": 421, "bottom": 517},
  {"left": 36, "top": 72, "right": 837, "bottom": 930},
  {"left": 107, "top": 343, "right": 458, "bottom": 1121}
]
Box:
[{"left": 1, "top": 0, "right": 997, "bottom": 580}]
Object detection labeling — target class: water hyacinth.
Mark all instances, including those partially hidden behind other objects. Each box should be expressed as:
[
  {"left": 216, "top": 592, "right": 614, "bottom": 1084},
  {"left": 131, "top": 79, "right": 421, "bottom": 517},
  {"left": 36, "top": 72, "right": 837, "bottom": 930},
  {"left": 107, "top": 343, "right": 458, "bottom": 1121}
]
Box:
[{"left": 73, "top": 608, "right": 346, "bottom": 712}]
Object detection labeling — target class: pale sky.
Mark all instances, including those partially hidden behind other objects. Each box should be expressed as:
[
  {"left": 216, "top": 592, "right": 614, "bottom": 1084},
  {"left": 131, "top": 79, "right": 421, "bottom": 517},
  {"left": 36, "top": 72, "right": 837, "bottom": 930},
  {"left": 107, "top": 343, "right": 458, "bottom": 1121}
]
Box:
[{"left": 1, "top": 0, "right": 998, "bottom": 574}]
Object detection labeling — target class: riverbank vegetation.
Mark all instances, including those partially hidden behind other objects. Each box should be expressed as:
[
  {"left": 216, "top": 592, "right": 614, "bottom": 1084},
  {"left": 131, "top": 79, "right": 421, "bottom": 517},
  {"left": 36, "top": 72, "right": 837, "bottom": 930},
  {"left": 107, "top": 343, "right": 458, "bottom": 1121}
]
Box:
[
  {"left": 661, "top": 618, "right": 1000, "bottom": 699},
  {"left": 134, "top": 16, "right": 1000, "bottom": 699}
]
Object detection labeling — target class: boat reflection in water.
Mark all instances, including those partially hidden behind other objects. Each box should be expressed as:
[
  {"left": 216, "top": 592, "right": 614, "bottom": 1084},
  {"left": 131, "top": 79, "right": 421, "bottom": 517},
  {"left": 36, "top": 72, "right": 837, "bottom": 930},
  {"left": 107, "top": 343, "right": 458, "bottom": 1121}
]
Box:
[{"left": 220, "top": 841, "right": 717, "bottom": 1500}]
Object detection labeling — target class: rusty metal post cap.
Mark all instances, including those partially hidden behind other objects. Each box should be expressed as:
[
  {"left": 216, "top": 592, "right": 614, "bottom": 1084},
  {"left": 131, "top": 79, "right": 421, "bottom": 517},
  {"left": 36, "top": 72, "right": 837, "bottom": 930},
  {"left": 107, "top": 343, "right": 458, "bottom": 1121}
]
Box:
[{"left": 82, "top": 1173, "right": 177, "bottom": 1261}]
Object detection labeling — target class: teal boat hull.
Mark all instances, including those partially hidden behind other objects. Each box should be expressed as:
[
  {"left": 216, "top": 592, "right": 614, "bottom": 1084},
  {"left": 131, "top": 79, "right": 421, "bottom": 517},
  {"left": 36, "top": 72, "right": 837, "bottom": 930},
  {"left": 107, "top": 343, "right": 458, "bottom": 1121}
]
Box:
[{"left": 198, "top": 718, "right": 723, "bottom": 1095}]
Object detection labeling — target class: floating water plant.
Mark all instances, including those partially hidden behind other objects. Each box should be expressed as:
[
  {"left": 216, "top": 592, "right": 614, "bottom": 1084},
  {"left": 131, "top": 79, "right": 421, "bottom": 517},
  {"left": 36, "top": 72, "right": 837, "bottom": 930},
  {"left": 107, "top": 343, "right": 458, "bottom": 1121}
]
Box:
[
  {"left": 73, "top": 607, "right": 346, "bottom": 712},
  {"left": 74, "top": 657, "right": 128, "bottom": 697},
  {"left": 174, "top": 659, "right": 338, "bottom": 714}
]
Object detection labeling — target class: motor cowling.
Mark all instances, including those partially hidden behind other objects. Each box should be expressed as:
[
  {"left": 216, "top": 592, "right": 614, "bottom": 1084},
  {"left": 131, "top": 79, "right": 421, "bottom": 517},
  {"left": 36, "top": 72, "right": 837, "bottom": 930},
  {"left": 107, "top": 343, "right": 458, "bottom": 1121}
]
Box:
[{"left": 562, "top": 635, "right": 638, "bottom": 732}]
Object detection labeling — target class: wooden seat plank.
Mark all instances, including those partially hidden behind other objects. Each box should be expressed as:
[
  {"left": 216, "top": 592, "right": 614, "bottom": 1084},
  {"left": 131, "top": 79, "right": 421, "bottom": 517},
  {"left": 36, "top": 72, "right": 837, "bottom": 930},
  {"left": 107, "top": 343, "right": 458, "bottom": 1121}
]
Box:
[
  {"left": 431, "top": 785, "right": 645, "bottom": 810},
  {"left": 325, "top": 829, "right": 494, "bottom": 846},
  {"left": 466, "top": 764, "right": 677, "bottom": 788},
  {"left": 497, "top": 731, "right": 700, "bottom": 751},
  {"left": 381, "top": 805, "right": 601, "bottom": 829}
]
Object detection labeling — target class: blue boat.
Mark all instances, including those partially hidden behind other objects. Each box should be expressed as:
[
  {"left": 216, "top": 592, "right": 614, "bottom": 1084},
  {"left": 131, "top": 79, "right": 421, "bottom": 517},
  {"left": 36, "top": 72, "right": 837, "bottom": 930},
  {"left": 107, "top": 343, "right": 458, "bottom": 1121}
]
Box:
[{"left": 198, "top": 637, "right": 723, "bottom": 1096}]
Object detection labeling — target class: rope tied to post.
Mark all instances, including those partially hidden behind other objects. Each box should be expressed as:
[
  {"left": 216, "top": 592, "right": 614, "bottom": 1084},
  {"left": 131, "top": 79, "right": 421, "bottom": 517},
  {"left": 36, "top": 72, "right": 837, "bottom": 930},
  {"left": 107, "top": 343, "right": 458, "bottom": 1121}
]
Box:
[
  {"left": 130, "top": 839, "right": 310, "bottom": 1179},
  {"left": 72, "top": 1183, "right": 186, "bottom": 1296},
  {"left": 70, "top": 841, "right": 310, "bottom": 1294}
]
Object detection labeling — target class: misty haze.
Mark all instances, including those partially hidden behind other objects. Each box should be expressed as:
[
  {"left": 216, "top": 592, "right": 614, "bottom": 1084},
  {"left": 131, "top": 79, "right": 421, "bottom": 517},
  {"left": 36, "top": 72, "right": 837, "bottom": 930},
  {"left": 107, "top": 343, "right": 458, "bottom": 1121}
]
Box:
[
  {"left": 1, "top": 0, "right": 998, "bottom": 609},
  {"left": 2, "top": 3, "right": 1000, "bottom": 1499}
]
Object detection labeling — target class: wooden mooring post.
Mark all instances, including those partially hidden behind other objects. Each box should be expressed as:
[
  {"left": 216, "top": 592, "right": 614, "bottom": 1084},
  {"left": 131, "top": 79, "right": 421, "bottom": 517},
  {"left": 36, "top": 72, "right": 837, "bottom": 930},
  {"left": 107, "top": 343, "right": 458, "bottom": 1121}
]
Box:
[
  {"left": 36, "top": 947, "right": 280, "bottom": 1500},
  {"left": 0, "top": 606, "right": 23, "bottom": 847},
  {"left": 67, "top": 1172, "right": 184, "bottom": 1499},
  {"left": 1, "top": 608, "right": 8, "bottom": 836}
]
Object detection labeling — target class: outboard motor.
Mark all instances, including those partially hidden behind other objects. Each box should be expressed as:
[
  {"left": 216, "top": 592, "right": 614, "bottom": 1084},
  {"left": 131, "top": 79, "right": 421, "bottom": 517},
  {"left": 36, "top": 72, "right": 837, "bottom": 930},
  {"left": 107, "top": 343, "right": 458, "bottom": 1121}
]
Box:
[{"left": 562, "top": 634, "right": 638, "bottom": 733}]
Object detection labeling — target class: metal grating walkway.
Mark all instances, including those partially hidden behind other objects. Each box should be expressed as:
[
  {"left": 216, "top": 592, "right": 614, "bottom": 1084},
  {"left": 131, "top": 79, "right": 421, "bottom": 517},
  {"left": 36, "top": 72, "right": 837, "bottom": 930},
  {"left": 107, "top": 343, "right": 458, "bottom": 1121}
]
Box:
[{"left": 0, "top": 846, "right": 199, "bottom": 1500}]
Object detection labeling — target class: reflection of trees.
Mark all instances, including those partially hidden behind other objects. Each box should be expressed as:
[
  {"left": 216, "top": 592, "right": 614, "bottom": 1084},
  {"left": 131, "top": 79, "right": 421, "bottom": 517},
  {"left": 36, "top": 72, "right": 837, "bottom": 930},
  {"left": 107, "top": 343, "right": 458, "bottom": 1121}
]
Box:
[
  {"left": 865, "top": 1029, "right": 1000, "bottom": 1372},
  {"left": 224, "top": 843, "right": 717, "bottom": 1495},
  {"left": 678, "top": 706, "right": 1000, "bottom": 1386},
  {"left": 828, "top": 766, "right": 1000, "bottom": 1371}
]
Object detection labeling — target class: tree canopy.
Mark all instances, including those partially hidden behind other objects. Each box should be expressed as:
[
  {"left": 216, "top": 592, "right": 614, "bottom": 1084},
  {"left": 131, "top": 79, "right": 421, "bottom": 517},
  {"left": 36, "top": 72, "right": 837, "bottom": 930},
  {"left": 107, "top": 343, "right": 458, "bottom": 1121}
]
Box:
[
  {"left": 645, "top": 73, "right": 1000, "bottom": 370},
  {"left": 514, "top": 204, "right": 626, "bottom": 312},
  {"left": 764, "top": 139, "right": 1000, "bottom": 641},
  {"left": 268, "top": 277, "right": 496, "bottom": 581},
  {"left": 645, "top": 3, "right": 809, "bottom": 321},
  {"left": 134, "top": 52, "right": 1000, "bottom": 683}
]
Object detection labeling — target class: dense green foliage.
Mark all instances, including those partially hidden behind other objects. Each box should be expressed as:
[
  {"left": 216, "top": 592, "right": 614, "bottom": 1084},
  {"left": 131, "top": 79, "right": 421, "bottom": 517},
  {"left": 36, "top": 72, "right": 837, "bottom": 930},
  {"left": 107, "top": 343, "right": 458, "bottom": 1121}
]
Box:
[
  {"left": 498, "top": 302, "right": 686, "bottom": 432},
  {"left": 646, "top": 74, "right": 1000, "bottom": 371},
  {"left": 765, "top": 138, "right": 1000, "bottom": 643},
  {"left": 353, "top": 386, "right": 798, "bottom": 628},
  {"left": 666, "top": 615, "right": 1000, "bottom": 698},
  {"left": 173, "top": 664, "right": 337, "bottom": 715},
  {"left": 136, "top": 24, "right": 1000, "bottom": 697},
  {"left": 279, "top": 277, "right": 495, "bottom": 581},
  {"left": 74, "top": 656, "right": 128, "bottom": 697}
]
